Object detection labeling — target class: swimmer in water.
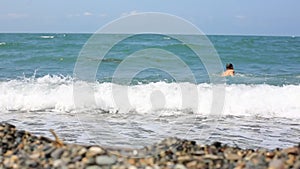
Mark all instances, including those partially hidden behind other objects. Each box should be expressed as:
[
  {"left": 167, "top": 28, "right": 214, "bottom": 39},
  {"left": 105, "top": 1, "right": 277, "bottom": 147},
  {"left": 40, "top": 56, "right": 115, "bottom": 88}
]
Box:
[{"left": 222, "top": 63, "right": 235, "bottom": 77}]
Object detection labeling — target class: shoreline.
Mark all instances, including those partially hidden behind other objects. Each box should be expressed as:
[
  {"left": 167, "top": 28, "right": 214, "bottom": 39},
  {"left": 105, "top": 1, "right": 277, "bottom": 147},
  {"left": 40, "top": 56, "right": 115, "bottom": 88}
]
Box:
[{"left": 1, "top": 122, "right": 299, "bottom": 169}]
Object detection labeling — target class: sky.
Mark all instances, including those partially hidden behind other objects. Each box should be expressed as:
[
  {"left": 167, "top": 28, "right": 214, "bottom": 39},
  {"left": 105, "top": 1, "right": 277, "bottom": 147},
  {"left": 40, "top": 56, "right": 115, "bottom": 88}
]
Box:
[{"left": 0, "top": 0, "right": 299, "bottom": 36}]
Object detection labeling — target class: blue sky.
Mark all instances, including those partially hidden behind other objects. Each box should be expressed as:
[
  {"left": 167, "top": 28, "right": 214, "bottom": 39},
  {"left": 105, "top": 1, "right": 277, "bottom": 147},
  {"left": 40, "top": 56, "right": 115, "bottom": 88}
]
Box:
[{"left": 0, "top": 0, "right": 299, "bottom": 36}]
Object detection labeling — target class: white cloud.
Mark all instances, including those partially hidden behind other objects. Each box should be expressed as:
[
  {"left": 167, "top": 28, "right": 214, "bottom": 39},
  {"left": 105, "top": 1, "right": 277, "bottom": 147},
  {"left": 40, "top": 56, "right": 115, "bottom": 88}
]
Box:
[
  {"left": 83, "top": 12, "right": 93, "bottom": 16},
  {"left": 121, "top": 10, "right": 139, "bottom": 17},
  {"left": 67, "top": 12, "right": 94, "bottom": 18}
]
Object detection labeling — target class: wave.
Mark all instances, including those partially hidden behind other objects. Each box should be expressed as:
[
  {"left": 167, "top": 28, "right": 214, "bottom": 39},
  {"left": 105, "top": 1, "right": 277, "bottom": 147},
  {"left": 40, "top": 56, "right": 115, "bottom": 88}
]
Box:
[
  {"left": 0, "top": 42, "right": 6, "bottom": 46},
  {"left": 0, "top": 75, "right": 299, "bottom": 118},
  {"left": 40, "top": 35, "right": 55, "bottom": 39}
]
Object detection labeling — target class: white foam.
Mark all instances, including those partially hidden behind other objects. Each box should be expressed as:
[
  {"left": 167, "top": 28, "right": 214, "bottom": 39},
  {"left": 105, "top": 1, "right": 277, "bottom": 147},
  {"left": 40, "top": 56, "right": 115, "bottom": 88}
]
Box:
[
  {"left": 40, "top": 36, "right": 55, "bottom": 39},
  {"left": 1, "top": 75, "right": 300, "bottom": 118},
  {"left": 0, "top": 42, "right": 6, "bottom": 46},
  {"left": 223, "top": 84, "right": 300, "bottom": 118}
]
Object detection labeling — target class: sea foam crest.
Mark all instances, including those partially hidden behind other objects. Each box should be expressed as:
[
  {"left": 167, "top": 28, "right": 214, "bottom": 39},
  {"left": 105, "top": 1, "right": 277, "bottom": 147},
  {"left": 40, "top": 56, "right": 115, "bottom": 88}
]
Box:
[
  {"left": 40, "top": 36, "right": 55, "bottom": 39},
  {"left": 0, "top": 75, "right": 300, "bottom": 118}
]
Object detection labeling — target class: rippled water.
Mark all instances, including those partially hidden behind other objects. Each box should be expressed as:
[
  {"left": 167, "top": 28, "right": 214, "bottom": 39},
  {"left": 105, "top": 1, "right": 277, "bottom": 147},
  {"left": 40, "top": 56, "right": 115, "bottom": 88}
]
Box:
[{"left": 2, "top": 111, "right": 299, "bottom": 150}]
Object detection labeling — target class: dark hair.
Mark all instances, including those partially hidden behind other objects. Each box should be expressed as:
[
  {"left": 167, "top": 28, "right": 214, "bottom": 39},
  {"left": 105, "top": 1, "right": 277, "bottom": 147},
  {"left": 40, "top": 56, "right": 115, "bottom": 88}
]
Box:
[{"left": 226, "top": 63, "right": 234, "bottom": 70}]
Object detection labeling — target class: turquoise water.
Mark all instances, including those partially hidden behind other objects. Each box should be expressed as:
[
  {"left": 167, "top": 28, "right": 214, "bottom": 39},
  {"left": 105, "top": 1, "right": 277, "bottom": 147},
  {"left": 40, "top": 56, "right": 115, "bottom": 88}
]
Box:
[
  {"left": 1, "top": 33, "right": 299, "bottom": 85},
  {"left": 0, "top": 33, "right": 299, "bottom": 149}
]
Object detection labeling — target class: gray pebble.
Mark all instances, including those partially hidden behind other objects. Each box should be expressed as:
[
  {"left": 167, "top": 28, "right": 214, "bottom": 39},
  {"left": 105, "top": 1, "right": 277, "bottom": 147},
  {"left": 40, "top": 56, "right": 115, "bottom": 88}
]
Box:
[
  {"left": 51, "top": 148, "right": 64, "bottom": 159},
  {"left": 86, "top": 165, "right": 103, "bottom": 169},
  {"left": 95, "top": 155, "right": 117, "bottom": 165}
]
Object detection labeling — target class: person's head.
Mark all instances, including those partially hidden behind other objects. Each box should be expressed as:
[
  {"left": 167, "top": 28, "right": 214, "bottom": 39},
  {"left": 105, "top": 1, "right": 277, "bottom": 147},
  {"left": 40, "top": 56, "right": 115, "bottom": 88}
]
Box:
[{"left": 226, "top": 63, "right": 234, "bottom": 70}]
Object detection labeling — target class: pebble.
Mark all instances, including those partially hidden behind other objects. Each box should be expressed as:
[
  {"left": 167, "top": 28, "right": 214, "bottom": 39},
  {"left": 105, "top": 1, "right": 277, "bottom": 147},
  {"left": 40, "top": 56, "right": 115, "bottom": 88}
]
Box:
[
  {"left": 51, "top": 148, "right": 64, "bottom": 159},
  {"left": 128, "top": 166, "right": 137, "bottom": 169},
  {"left": 82, "top": 157, "right": 95, "bottom": 164},
  {"left": 186, "top": 160, "right": 197, "bottom": 168},
  {"left": 174, "top": 164, "right": 187, "bottom": 169},
  {"left": 86, "top": 146, "right": 105, "bottom": 157},
  {"left": 268, "top": 159, "right": 284, "bottom": 169},
  {"left": 95, "top": 155, "right": 117, "bottom": 165},
  {"left": 53, "top": 159, "right": 63, "bottom": 167},
  {"left": 25, "top": 160, "right": 38, "bottom": 168},
  {"left": 1, "top": 122, "right": 300, "bottom": 169},
  {"left": 86, "top": 165, "right": 103, "bottom": 169},
  {"left": 203, "top": 154, "right": 222, "bottom": 160},
  {"left": 29, "top": 153, "right": 40, "bottom": 159},
  {"left": 78, "top": 147, "right": 87, "bottom": 156},
  {"left": 225, "top": 153, "right": 241, "bottom": 161}
]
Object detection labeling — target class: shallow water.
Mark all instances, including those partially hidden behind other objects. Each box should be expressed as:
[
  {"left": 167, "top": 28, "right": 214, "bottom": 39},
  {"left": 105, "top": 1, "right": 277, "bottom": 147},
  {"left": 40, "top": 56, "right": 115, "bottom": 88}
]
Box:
[{"left": 2, "top": 110, "right": 299, "bottom": 150}]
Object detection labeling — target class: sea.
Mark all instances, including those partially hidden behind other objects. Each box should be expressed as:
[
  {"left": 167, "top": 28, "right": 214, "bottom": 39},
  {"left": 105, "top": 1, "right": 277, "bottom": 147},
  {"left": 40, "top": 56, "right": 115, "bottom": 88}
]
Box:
[{"left": 0, "top": 33, "right": 299, "bottom": 150}]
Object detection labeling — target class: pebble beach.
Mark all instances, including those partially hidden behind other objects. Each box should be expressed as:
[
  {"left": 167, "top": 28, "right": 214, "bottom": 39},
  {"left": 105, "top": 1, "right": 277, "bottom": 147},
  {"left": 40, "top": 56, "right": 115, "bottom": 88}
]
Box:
[{"left": 1, "top": 122, "right": 300, "bottom": 169}]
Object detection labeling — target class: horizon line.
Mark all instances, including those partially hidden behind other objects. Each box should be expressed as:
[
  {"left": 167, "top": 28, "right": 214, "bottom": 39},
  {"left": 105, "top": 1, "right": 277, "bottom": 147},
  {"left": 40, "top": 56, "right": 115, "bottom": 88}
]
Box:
[{"left": 0, "top": 31, "right": 298, "bottom": 37}]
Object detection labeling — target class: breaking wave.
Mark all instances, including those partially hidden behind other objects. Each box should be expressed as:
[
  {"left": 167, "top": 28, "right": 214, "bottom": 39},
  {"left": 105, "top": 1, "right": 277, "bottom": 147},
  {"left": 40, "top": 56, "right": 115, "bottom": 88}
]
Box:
[{"left": 0, "top": 75, "right": 299, "bottom": 118}]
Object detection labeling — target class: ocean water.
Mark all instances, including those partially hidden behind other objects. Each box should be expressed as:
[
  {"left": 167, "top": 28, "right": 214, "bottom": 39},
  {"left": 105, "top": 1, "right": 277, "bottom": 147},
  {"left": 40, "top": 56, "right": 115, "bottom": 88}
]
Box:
[{"left": 0, "top": 33, "right": 300, "bottom": 149}]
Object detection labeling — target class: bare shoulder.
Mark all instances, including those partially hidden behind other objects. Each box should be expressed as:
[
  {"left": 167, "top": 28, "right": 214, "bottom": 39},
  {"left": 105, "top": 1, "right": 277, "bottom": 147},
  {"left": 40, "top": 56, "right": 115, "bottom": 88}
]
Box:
[{"left": 222, "top": 70, "right": 235, "bottom": 77}]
